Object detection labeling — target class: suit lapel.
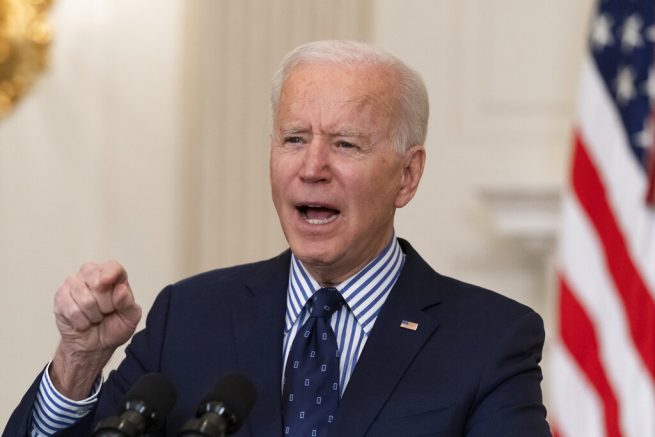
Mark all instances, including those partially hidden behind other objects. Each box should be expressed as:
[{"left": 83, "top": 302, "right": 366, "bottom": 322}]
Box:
[
  {"left": 329, "top": 241, "right": 442, "bottom": 437},
  {"left": 232, "top": 251, "right": 291, "bottom": 437}
]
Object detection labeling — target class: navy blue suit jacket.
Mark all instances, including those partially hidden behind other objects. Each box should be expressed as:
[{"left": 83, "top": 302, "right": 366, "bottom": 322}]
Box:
[{"left": 4, "top": 240, "right": 551, "bottom": 436}]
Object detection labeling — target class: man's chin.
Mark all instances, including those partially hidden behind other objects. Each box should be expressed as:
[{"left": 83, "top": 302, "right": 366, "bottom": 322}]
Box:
[
  {"left": 292, "top": 249, "right": 337, "bottom": 268},
  {"left": 289, "top": 240, "right": 341, "bottom": 267}
]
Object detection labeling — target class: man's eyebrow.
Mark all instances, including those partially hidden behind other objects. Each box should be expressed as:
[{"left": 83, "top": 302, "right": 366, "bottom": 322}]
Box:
[
  {"left": 331, "top": 130, "right": 366, "bottom": 138},
  {"left": 277, "top": 125, "right": 368, "bottom": 138},
  {"left": 279, "top": 125, "right": 310, "bottom": 135}
]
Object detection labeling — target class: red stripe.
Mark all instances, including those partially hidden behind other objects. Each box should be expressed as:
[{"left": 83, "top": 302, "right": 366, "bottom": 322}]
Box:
[
  {"left": 572, "top": 131, "right": 655, "bottom": 379},
  {"left": 559, "top": 274, "right": 622, "bottom": 437}
]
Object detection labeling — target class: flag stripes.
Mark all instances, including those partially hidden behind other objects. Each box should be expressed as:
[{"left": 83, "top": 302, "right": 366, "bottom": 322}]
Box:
[
  {"left": 577, "top": 59, "right": 655, "bottom": 292},
  {"left": 558, "top": 189, "right": 655, "bottom": 436},
  {"left": 551, "top": 1, "right": 655, "bottom": 435},
  {"left": 559, "top": 275, "right": 621, "bottom": 437},
  {"left": 571, "top": 132, "right": 655, "bottom": 379}
]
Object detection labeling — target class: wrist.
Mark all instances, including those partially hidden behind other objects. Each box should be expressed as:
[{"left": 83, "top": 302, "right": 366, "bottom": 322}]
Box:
[{"left": 50, "top": 342, "right": 113, "bottom": 400}]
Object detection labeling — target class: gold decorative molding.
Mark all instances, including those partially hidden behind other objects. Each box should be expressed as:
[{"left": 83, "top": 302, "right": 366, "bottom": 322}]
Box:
[{"left": 0, "top": 0, "right": 53, "bottom": 119}]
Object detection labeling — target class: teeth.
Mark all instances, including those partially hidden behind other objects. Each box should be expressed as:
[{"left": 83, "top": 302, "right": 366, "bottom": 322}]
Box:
[{"left": 303, "top": 214, "right": 338, "bottom": 225}]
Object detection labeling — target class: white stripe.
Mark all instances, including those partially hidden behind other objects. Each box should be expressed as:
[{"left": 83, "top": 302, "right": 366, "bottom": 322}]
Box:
[
  {"left": 31, "top": 413, "right": 58, "bottom": 437},
  {"left": 337, "top": 311, "right": 359, "bottom": 394},
  {"left": 286, "top": 275, "right": 306, "bottom": 326},
  {"left": 558, "top": 191, "right": 655, "bottom": 436},
  {"left": 288, "top": 266, "right": 306, "bottom": 315},
  {"left": 357, "top": 253, "right": 402, "bottom": 329},
  {"left": 34, "top": 398, "right": 74, "bottom": 431},
  {"left": 340, "top": 240, "right": 395, "bottom": 303},
  {"left": 550, "top": 340, "right": 605, "bottom": 437},
  {"left": 42, "top": 386, "right": 84, "bottom": 419},
  {"left": 288, "top": 273, "right": 303, "bottom": 314},
  {"left": 577, "top": 54, "right": 655, "bottom": 296},
  {"left": 341, "top": 328, "right": 367, "bottom": 391},
  {"left": 295, "top": 256, "right": 319, "bottom": 294},
  {"left": 32, "top": 403, "right": 59, "bottom": 435}
]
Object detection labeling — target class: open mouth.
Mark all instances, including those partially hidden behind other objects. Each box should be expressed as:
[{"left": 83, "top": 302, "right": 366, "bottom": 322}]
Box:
[{"left": 296, "top": 204, "right": 340, "bottom": 225}]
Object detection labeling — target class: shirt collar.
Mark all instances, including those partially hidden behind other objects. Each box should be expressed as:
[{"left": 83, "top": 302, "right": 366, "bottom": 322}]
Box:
[{"left": 284, "top": 235, "right": 405, "bottom": 334}]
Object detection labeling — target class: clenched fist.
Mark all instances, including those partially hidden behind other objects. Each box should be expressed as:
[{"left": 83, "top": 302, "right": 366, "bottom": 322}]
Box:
[{"left": 50, "top": 260, "right": 142, "bottom": 399}]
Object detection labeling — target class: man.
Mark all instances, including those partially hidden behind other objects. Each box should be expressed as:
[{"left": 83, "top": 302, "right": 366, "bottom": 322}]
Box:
[{"left": 5, "top": 40, "right": 551, "bottom": 436}]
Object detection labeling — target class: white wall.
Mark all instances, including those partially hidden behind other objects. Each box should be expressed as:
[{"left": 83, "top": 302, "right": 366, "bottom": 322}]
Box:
[
  {"left": 0, "top": 0, "right": 187, "bottom": 424},
  {"left": 375, "top": 0, "right": 592, "bottom": 307}
]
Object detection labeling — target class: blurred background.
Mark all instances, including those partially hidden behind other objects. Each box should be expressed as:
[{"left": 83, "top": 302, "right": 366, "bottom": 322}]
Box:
[{"left": 1, "top": 0, "right": 595, "bottom": 430}]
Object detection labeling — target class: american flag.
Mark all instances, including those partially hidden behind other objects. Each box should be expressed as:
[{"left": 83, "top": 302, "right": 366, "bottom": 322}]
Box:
[{"left": 550, "top": 1, "right": 655, "bottom": 436}]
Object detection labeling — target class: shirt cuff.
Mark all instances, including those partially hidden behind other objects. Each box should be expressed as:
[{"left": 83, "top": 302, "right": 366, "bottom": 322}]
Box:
[{"left": 30, "top": 361, "right": 102, "bottom": 436}]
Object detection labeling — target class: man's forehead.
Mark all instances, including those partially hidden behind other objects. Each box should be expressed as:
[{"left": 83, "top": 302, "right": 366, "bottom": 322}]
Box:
[
  {"left": 277, "top": 65, "right": 396, "bottom": 126},
  {"left": 275, "top": 102, "right": 392, "bottom": 137}
]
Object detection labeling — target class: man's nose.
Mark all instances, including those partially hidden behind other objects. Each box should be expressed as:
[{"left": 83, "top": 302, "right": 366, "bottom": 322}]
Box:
[{"left": 299, "top": 139, "right": 331, "bottom": 182}]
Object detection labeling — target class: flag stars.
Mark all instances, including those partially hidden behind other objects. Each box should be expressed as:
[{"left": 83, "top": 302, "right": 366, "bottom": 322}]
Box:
[
  {"left": 644, "top": 68, "right": 655, "bottom": 103},
  {"left": 635, "top": 119, "right": 654, "bottom": 150},
  {"left": 647, "top": 25, "right": 655, "bottom": 43},
  {"left": 615, "top": 66, "right": 637, "bottom": 105},
  {"left": 620, "top": 14, "right": 644, "bottom": 53},
  {"left": 591, "top": 14, "right": 614, "bottom": 51}
]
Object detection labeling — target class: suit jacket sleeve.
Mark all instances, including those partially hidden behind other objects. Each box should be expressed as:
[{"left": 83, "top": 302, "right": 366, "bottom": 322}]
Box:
[
  {"left": 3, "top": 368, "right": 43, "bottom": 437},
  {"left": 465, "top": 310, "right": 550, "bottom": 437}
]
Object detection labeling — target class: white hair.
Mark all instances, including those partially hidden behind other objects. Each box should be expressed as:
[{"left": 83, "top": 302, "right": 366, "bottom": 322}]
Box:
[{"left": 270, "top": 40, "right": 429, "bottom": 153}]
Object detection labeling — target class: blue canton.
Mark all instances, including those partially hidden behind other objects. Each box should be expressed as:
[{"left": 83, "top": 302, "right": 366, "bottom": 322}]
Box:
[{"left": 590, "top": 0, "right": 655, "bottom": 168}]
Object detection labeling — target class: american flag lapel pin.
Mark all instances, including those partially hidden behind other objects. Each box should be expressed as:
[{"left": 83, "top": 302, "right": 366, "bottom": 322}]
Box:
[{"left": 400, "top": 320, "right": 419, "bottom": 331}]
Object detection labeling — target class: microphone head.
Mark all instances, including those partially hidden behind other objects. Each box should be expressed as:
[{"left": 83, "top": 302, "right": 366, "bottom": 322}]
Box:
[
  {"left": 199, "top": 373, "right": 257, "bottom": 432},
  {"left": 122, "top": 373, "right": 177, "bottom": 431}
]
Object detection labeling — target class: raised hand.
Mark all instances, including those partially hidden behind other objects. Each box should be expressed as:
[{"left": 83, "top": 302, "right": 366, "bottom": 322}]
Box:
[{"left": 50, "top": 260, "right": 142, "bottom": 399}]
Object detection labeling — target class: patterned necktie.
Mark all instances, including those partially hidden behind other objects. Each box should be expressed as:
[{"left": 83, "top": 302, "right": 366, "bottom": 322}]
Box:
[{"left": 283, "top": 287, "right": 344, "bottom": 437}]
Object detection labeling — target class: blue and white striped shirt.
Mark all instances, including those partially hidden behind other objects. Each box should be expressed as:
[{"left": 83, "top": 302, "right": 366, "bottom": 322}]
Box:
[
  {"left": 31, "top": 362, "right": 100, "bottom": 436},
  {"left": 282, "top": 236, "right": 405, "bottom": 396},
  {"left": 30, "top": 236, "right": 405, "bottom": 435}
]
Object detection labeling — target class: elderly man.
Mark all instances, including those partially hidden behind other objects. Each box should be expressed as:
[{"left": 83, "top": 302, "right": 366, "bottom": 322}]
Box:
[{"left": 5, "top": 41, "right": 551, "bottom": 437}]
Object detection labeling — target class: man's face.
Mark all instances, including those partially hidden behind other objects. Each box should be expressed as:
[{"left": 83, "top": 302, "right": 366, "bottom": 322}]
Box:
[{"left": 270, "top": 63, "right": 423, "bottom": 284}]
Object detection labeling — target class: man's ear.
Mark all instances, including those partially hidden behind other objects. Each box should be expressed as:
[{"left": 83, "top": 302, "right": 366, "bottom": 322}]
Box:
[{"left": 395, "top": 145, "right": 426, "bottom": 208}]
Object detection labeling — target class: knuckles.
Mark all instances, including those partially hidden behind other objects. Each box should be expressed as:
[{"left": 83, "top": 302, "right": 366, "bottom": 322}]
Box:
[
  {"left": 52, "top": 262, "right": 139, "bottom": 356},
  {"left": 53, "top": 261, "right": 138, "bottom": 337},
  {"left": 79, "top": 262, "right": 99, "bottom": 275}
]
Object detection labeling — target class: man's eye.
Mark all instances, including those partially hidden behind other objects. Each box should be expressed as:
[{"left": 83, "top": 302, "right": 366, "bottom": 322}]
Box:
[
  {"left": 284, "top": 136, "right": 303, "bottom": 144},
  {"left": 336, "top": 141, "right": 357, "bottom": 149}
]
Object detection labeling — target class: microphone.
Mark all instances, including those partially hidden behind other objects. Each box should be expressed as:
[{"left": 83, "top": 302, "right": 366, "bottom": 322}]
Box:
[
  {"left": 92, "top": 373, "right": 177, "bottom": 437},
  {"left": 177, "top": 373, "right": 257, "bottom": 436}
]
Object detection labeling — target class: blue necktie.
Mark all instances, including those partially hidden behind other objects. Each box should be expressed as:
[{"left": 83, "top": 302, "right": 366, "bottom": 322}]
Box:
[{"left": 283, "top": 287, "right": 344, "bottom": 437}]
